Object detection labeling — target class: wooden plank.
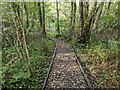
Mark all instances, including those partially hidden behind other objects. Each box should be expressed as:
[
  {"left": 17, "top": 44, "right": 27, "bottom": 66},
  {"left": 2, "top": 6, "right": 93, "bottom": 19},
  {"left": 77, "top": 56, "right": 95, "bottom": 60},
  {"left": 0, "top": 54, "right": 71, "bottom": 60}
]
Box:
[
  {"left": 42, "top": 38, "right": 57, "bottom": 90},
  {"left": 71, "top": 46, "right": 92, "bottom": 89}
]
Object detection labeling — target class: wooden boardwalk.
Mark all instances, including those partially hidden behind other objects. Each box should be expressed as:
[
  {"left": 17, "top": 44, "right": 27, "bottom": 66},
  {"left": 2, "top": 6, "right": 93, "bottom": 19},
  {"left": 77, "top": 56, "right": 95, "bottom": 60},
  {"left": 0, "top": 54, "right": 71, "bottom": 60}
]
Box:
[{"left": 44, "top": 39, "right": 90, "bottom": 89}]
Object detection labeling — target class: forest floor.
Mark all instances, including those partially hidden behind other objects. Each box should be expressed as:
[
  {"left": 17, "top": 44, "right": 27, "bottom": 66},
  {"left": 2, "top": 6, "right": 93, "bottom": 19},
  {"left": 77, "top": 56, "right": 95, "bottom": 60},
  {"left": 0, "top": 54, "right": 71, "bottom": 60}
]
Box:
[{"left": 45, "top": 39, "right": 90, "bottom": 89}]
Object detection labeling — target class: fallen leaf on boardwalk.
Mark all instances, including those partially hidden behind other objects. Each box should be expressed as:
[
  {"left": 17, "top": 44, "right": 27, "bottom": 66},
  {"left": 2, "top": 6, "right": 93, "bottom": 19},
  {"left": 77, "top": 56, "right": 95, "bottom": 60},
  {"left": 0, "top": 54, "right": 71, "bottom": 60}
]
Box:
[{"left": 46, "top": 40, "right": 87, "bottom": 89}]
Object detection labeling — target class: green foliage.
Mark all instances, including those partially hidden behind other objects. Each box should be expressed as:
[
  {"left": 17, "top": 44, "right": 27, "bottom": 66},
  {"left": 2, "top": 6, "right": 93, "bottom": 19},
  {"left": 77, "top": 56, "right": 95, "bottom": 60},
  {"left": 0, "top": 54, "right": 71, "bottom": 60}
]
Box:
[
  {"left": 108, "top": 40, "right": 119, "bottom": 52},
  {"left": 2, "top": 38, "right": 55, "bottom": 88},
  {"left": 13, "top": 72, "right": 30, "bottom": 80},
  {"left": 85, "top": 40, "right": 119, "bottom": 61},
  {"left": 77, "top": 40, "right": 119, "bottom": 87},
  {"left": 101, "top": 15, "right": 114, "bottom": 24}
]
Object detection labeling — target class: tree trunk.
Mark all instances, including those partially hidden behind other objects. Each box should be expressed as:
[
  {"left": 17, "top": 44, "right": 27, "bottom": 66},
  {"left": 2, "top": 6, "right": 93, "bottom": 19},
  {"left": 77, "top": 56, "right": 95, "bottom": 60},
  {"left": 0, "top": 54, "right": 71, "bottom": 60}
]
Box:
[
  {"left": 69, "top": 2, "right": 73, "bottom": 37},
  {"left": 94, "top": 2, "right": 104, "bottom": 30},
  {"left": 72, "top": 1, "right": 76, "bottom": 36},
  {"left": 24, "top": 3, "right": 29, "bottom": 29},
  {"left": 56, "top": 0, "right": 60, "bottom": 35},
  {"left": 42, "top": 1, "right": 46, "bottom": 37},
  {"left": 38, "top": 2, "right": 42, "bottom": 29},
  {"left": 32, "top": 2, "right": 36, "bottom": 28},
  {"left": 91, "top": 2, "right": 104, "bottom": 30},
  {"left": 78, "top": 2, "right": 84, "bottom": 43},
  {"left": 107, "top": 1, "right": 111, "bottom": 12},
  {"left": 22, "top": 28, "right": 32, "bottom": 76}
]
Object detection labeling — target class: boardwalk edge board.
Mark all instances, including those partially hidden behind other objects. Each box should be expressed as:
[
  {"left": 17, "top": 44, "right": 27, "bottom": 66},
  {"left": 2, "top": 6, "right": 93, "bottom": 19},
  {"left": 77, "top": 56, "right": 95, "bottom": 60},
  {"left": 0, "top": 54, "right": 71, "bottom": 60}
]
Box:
[
  {"left": 42, "top": 38, "right": 57, "bottom": 90},
  {"left": 71, "top": 46, "right": 92, "bottom": 89},
  {"left": 66, "top": 40, "right": 92, "bottom": 88}
]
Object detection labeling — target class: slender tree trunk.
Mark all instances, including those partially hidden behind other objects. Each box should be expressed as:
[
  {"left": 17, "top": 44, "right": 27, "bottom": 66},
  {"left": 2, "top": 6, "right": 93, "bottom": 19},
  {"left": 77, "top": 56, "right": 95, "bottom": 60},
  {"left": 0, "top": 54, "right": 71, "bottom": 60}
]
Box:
[
  {"left": 32, "top": 2, "right": 36, "bottom": 28},
  {"left": 69, "top": 0, "right": 76, "bottom": 39},
  {"left": 107, "top": 1, "right": 111, "bottom": 12},
  {"left": 78, "top": 2, "right": 84, "bottom": 43},
  {"left": 24, "top": 3, "right": 29, "bottom": 29},
  {"left": 72, "top": 1, "right": 76, "bottom": 35},
  {"left": 85, "top": 2, "right": 89, "bottom": 18},
  {"left": 17, "top": 4, "right": 20, "bottom": 17},
  {"left": 42, "top": 1, "right": 46, "bottom": 37},
  {"left": 38, "top": 2, "right": 42, "bottom": 29},
  {"left": 91, "top": 2, "right": 104, "bottom": 30},
  {"left": 56, "top": 0, "right": 60, "bottom": 35},
  {"left": 95, "top": 2, "right": 104, "bottom": 30},
  {"left": 23, "top": 2, "right": 29, "bottom": 44},
  {"left": 22, "top": 28, "right": 32, "bottom": 76},
  {"left": 69, "top": 2, "right": 73, "bottom": 37}
]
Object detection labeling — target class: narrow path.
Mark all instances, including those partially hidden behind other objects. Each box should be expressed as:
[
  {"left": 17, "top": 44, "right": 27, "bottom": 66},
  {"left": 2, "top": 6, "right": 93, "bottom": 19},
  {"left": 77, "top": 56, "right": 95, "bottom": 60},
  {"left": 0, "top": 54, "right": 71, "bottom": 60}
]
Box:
[{"left": 45, "top": 39, "right": 87, "bottom": 89}]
